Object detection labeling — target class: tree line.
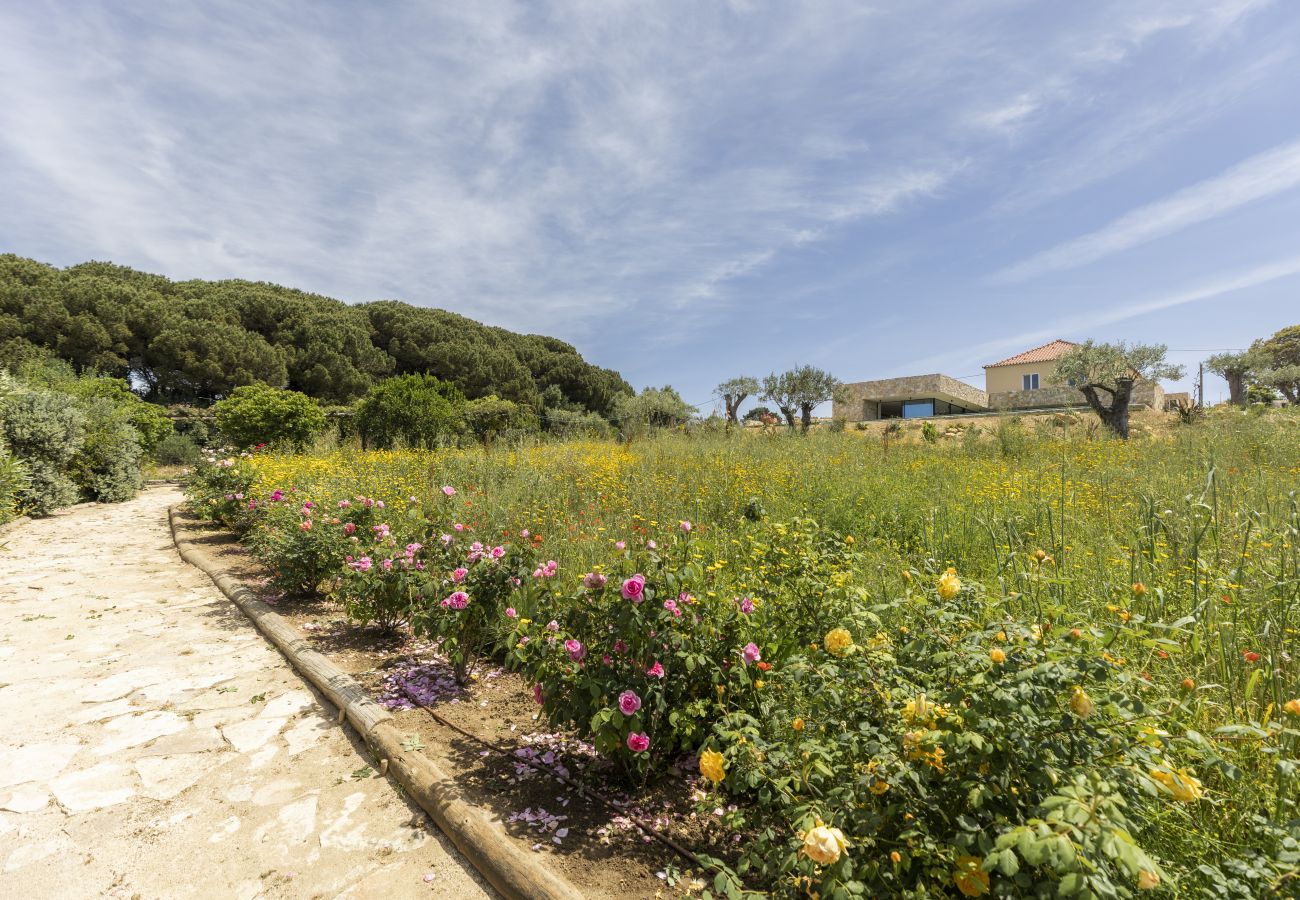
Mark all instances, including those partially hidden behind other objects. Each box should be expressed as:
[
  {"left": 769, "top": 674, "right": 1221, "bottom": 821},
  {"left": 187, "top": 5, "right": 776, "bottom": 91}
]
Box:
[{"left": 0, "top": 254, "right": 631, "bottom": 418}]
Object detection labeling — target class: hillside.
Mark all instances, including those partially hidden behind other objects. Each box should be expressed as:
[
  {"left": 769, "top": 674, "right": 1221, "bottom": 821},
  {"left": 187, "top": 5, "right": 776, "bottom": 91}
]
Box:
[{"left": 0, "top": 255, "right": 630, "bottom": 415}]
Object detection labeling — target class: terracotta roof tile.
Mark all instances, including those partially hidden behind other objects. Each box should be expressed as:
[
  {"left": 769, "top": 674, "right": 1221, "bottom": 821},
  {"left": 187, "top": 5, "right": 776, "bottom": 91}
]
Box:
[{"left": 984, "top": 339, "right": 1077, "bottom": 368}]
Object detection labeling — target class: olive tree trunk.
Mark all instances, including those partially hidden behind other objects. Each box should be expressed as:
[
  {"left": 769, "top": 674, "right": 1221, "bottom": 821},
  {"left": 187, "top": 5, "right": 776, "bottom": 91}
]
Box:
[{"left": 1079, "top": 377, "right": 1134, "bottom": 439}]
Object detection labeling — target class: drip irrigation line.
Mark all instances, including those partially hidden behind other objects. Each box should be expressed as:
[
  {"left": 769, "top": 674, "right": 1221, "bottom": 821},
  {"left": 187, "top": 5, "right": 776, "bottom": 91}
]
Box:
[{"left": 396, "top": 682, "right": 731, "bottom": 885}]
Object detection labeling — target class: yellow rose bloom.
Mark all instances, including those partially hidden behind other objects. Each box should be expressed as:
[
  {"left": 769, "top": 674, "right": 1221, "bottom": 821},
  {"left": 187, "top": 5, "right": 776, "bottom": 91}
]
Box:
[
  {"left": 953, "top": 855, "right": 990, "bottom": 896},
  {"left": 792, "top": 717, "right": 805, "bottom": 731},
  {"left": 824, "top": 627, "right": 854, "bottom": 655},
  {"left": 698, "top": 749, "right": 726, "bottom": 783},
  {"left": 1069, "top": 686, "right": 1095, "bottom": 719},
  {"left": 1150, "top": 766, "right": 1203, "bottom": 802},
  {"left": 938, "top": 569, "right": 961, "bottom": 600},
  {"left": 1284, "top": 698, "right": 1300, "bottom": 717},
  {"left": 989, "top": 648, "right": 1006, "bottom": 665},
  {"left": 801, "top": 823, "right": 849, "bottom": 865}
]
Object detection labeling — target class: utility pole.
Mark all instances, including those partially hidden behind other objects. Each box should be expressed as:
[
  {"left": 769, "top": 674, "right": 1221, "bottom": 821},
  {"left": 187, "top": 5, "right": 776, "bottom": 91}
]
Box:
[{"left": 1198, "top": 362, "right": 1204, "bottom": 407}]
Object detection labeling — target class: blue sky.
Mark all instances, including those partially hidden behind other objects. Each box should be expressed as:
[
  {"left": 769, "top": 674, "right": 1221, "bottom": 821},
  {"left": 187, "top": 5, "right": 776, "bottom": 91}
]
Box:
[{"left": 2, "top": 1, "right": 1299, "bottom": 411}]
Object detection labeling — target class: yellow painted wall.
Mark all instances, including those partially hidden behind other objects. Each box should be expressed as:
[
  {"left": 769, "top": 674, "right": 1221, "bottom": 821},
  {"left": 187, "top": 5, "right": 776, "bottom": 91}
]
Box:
[{"left": 985, "top": 361, "right": 1058, "bottom": 394}]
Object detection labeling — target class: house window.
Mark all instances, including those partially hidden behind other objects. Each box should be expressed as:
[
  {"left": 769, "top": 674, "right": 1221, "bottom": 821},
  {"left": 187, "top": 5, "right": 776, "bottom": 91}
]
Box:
[
  {"left": 1022, "top": 373, "right": 1039, "bottom": 390},
  {"left": 902, "top": 400, "right": 934, "bottom": 418}
]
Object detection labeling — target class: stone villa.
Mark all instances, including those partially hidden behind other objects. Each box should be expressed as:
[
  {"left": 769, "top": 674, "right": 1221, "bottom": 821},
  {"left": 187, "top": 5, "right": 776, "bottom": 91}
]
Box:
[{"left": 833, "top": 339, "right": 1166, "bottom": 422}]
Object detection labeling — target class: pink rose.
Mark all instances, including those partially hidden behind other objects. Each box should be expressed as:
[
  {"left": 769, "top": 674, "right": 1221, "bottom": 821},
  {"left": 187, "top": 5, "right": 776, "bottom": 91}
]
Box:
[
  {"left": 645, "top": 661, "right": 664, "bottom": 678},
  {"left": 442, "top": 485, "right": 456, "bottom": 497},
  {"left": 646, "top": 540, "right": 657, "bottom": 550},
  {"left": 533, "top": 683, "right": 544, "bottom": 705},
  {"left": 618, "top": 690, "right": 641, "bottom": 715},
  {"left": 680, "top": 521, "right": 692, "bottom": 533},
  {"left": 564, "top": 639, "right": 586, "bottom": 661},
  {"left": 505, "top": 607, "right": 517, "bottom": 618},
  {"left": 621, "top": 574, "right": 646, "bottom": 602},
  {"left": 444, "top": 591, "right": 469, "bottom": 610},
  {"left": 615, "top": 541, "right": 625, "bottom": 550},
  {"left": 742, "top": 642, "right": 761, "bottom": 664},
  {"left": 583, "top": 572, "right": 608, "bottom": 590},
  {"left": 626, "top": 732, "right": 649, "bottom": 753},
  {"left": 452, "top": 567, "right": 468, "bottom": 583}
]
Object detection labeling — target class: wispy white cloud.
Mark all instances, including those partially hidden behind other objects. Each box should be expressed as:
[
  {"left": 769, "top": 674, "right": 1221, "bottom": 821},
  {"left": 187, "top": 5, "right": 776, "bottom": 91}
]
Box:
[{"left": 995, "top": 136, "right": 1300, "bottom": 282}]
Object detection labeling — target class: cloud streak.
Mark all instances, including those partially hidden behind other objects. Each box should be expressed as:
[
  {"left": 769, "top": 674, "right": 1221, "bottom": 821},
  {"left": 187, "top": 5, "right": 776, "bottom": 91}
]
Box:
[{"left": 996, "top": 135, "right": 1300, "bottom": 282}]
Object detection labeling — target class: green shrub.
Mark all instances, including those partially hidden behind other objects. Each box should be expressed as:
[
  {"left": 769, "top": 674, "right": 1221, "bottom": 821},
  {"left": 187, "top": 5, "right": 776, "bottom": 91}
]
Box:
[
  {"left": 247, "top": 494, "right": 378, "bottom": 599},
  {"left": 544, "top": 407, "right": 612, "bottom": 438},
  {"left": 213, "top": 384, "right": 326, "bottom": 450},
  {"left": 0, "top": 438, "right": 29, "bottom": 524},
  {"left": 152, "top": 432, "right": 201, "bottom": 466},
  {"left": 920, "top": 420, "right": 938, "bottom": 443},
  {"left": 464, "top": 394, "right": 538, "bottom": 445},
  {"left": 0, "top": 388, "right": 86, "bottom": 515},
  {"left": 995, "top": 415, "right": 1029, "bottom": 458},
  {"left": 356, "top": 374, "right": 464, "bottom": 449},
  {"left": 69, "top": 399, "right": 144, "bottom": 502}
]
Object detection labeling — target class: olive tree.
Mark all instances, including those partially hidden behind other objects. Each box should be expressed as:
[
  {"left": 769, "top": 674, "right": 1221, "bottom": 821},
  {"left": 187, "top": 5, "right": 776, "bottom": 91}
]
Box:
[
  {"left": 1254, "top": 324, "right": 1300, "bottom": 405},
  {"left": 1052, "top": 341, "right": 1182, "bottom": 439},
  {"left": 1205, "top": 348, "right": 1272, "bottom": 406},
  {"left": 714, "top": 376, "right": 761, "bottom": 428},
  {"left": 762, "top": 366, "right": 842, "bottom": 433}
]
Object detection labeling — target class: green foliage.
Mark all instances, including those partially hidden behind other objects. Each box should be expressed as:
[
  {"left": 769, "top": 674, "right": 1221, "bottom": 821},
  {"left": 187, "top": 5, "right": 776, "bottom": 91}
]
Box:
[
  {"left": 213, "top": 384, "right": 326, "bottom": 450},
  {"left": 544, "top": 408, "right": 612, "bottom": 438},
  {"left": 0, "top": 254, "right": 629, "bottom": 411},
  {"left": 1205, "top": 348, "right": 1273, "bottom": 406},
  {"left": 1052, "top": 341, "right": 1183, "bottom": 438},
  {"left": 716, "top": 376, "right": 762, "bottom": 424},
  {"left": 68, "top": 399, "right": 144, "bottom": 502},
  {"left": 1253, "top": 323, "right": 1300, "bottom": 404},
  {"left": 920, "top": 420, "right": 938, "bottom": 443},
  {"left": 614, "top": 386, "right": 694, "bottom": 434},
  {"left": 0, "top": 387, "right": 85, "bottom": 515},
  {"left": 463, "top": 394, "right": 538, "bottom": 444},
  {"left": 0, "top": 436, "right": 29, "bottom": 524},
  {"left": 356, "top": 374, "right": 465, "bottom": 449},
  {"left": 763, "top": 366, "right": 843, "bottom": 432},
  {"left": 151, "top": 432, "right": 201, "bottom": 466}
]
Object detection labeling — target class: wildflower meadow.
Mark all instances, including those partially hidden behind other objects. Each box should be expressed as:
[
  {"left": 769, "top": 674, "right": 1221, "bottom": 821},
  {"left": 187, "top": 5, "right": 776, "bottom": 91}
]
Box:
[{"left": 187, "top": 408, "right": 1300, "bottom": 898}]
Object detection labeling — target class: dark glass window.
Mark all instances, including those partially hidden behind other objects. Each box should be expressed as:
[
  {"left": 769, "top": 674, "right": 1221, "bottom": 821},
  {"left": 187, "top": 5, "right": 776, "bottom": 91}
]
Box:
[{"left": 903, "top": 400, "right": 934, "bottom": 418}]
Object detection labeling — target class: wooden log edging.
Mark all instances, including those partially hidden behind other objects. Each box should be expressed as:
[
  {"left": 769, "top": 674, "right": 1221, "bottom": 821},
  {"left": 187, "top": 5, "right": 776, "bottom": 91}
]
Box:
[{"left": 167, "top": 504, "right": 583, "bottom": 900}]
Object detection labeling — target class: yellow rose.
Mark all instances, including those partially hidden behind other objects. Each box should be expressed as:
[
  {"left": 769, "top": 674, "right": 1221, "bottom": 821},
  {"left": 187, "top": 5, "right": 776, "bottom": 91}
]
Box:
[
  {"left": 1069, "top": 686, "right": 1095, "bottom": 719},
  {"left": 953, "top": 855, "right": 990, "bottom": 896},
  {"left": 1137, "top": 870, "right": 1160, "bottom": 890},
  {"left": 792, "top": 717, "right": 805, "bottom": 731},
  {"left": 699, "top": 749, "right": 726, "bottom": 783},
  {"left": 1150, "top": 766, "right": 1203, "bottom": 802},
  {"left": 938, "top": 569, "right": 961, "bottom": 600},
  {"left": 890, "top": 850, "right": 901, "bottom": 864},
  {"left": 824, "top": 627, "right": 854, "bottom": 656},
  {"left": 1284, "top": 698, "right": 1300, "bottom": 717},
  {"left": 989, "top": 648, "right": 1006, "bottom": 665},
  {"left": 801, "top": 823, "right": 849, "bottom": 865}
]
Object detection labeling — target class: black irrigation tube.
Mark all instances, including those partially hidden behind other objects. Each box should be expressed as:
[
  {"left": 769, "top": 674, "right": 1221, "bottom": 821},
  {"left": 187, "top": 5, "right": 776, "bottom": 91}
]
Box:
[{"left": 397, "top": 681, "right": 744, "bottom": 889}]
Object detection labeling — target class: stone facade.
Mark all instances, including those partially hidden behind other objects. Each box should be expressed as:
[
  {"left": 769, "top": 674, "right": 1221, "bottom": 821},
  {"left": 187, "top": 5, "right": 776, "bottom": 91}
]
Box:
[
  {"left": 834, "top": 374, "right": 988, "bottom": 421},
  {"left": 988, "top": 380, "right": 1164, "bottom": 411}
]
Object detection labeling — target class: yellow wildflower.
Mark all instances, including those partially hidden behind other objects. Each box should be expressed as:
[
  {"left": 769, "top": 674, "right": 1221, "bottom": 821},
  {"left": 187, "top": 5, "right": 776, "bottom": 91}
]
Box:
[
  {"left": 824, "top": 627, "right": 854, "bottom": 656},
  {"left": 800, "top": 822, "right": 849, "bottom": 865},
  {"left": 1132, "top": 582, "right": 1147, "bottom": 597},
  {"left": 1150, "top": 766, "right": 1203, "bottom": 802},
  {"left": 989, "top": 648, "right": 1006, "bottom": 665},
  {"left": 1284, "top": 699, "right": 1300, "bottom": 717},
  {"left": 698, "top": 749, "right": 726, "bottom": 783},
  {"left": 1070, "top": 686, "right": 1095, "bottom": 719},
  {"left": 792, "top": 717, "right": 805, "bottom": 731},
  {"left": 953, "top": 855, "right": 990, "bottom": 896},
  {"left": 938, "top": 568, "right": 961, "bottom": 600}
]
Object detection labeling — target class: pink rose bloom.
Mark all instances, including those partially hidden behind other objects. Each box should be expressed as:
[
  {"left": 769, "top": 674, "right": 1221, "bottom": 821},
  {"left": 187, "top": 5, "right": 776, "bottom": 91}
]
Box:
[
  {"left": 247, "top": 500, "right": 257, "bottom": 510},
  {"left": 626, "top": 732, "right": 649, "bottom": 753},
  {"left": 680, "top": 521, "right": 691, "bottom": 533},
  {"left": 350, "top": 556, "right": 373, "bottom": 572},
  {"left": 615, "top": 541, "right": 625, "bottom": 550},
  {"left": 300, "top": 520, "right": 312, "bottom": 531},
  {"left": 663, "top": 598, "right": 682, "bottom": 618},
  {"left": 452, "top": 567, "right": 468, "bottom": 583},
  {"left": 445, "top": 591, "right": 469, "bottom": 610},
  {"left": 618, "top": 690, "right": 641, "bottom": 715},
  {"left": 491, "top": 546, "right": 505, "bottom": 559},
  {"left": 440, "top": 534, "right": 453, "bottom": 545},
  {"left": 343, "top": 522, "right": 356, "bottom": 535},
  {"left": 613, "top": 639, "right": 628, "bottom": 654},
  {"left": 442, "top": 485, "right": 456, "bottom": 497},
  {"left": 602, "top": 654, "right": 613, "bottom": 665},
  {"left": 583, "top": 572, "right": 608, "bottom": 590},
  {"left": 742, "top": 642, "right": 761, "bottom": 664},
  {"left": 336, "top": 499, "right": 350, "bottom": 508},
  {"left": 271, "top": 490, "right": 284, "bottom": 502},
  {"left": 646, "top": 540, "right": 657, "bottom": 550},
  {"left": 621, "top": 574, "right": 646, "bottom": 602},
  {"left": 505, "top": 607, "right": 517, "bottom": 618},
  {"left": 533, "top": 683, "right": 544, "bottom": 705},
  {"left": 738, "top": 596, "right": 754, "bottom": 614},
  {"left": 375, "top": 500, "right": 385, "bottom": 509},
  {"left": 646, "top": 661, "right": 664, "bottom": 678},
  {"left": 453, "top": 523, "right": 465, "bottom": 532},
  {"left": 382, "top": 558, "right": 393, "bottom": 571},
  {"left": 520, "top": 529, "right": 530, "bottom": 538},
  {"left": 546, "top": 620, "right": 559, "bottom": 632},
  {"left": 564, "top": 639, "right": 586, "bottom": 662}
]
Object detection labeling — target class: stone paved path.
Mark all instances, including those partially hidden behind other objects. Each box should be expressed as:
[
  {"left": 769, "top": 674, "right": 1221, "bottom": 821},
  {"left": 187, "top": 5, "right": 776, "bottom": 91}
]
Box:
[{"left": 0, "top": 485, "right": 493, "bottom": 899}]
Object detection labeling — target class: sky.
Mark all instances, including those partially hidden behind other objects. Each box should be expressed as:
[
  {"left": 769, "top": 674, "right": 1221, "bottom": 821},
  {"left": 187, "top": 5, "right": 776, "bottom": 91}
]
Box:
[{"left": 2, "top": 1, "right": 1299, "bottom": 412}]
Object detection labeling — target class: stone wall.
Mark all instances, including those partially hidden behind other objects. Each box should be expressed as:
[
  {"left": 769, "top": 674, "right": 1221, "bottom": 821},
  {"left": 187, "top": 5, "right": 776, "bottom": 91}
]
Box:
[
  {"left": 833, "top": 374, "right": 988, "bottom": 421},
  {"left": 989, "top": 380, "right": 1164, "bottom": 411}
]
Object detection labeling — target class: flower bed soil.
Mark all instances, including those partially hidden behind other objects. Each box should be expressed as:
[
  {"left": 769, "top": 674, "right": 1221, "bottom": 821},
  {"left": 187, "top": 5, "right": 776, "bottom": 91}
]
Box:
[{"left": 176, "top": 513, "right": 733, "bottom": 899}]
